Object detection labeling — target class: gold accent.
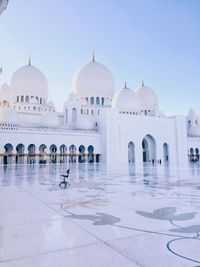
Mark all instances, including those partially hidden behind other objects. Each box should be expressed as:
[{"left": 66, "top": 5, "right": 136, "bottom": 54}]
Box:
[
  {"left": 28, "top": 56, "right": 31, "bottom": 66},
  {"left": 124, "top": 81, "right": 127, "bottom": 89},
  {"left": 92, "top": 51, "right": 95, "bottom": 62}
]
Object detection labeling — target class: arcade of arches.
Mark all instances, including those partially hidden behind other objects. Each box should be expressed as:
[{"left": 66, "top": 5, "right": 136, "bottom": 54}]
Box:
[
  {"left": 2, "top": 144, "right": 100, "bottom": 165},
  {"left": 128, "top": 135, "right": 170, "bottom": 164}
]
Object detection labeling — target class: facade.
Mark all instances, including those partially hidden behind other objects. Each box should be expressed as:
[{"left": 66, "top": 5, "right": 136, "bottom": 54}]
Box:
[
  {"left": 0, "top": 0, "right": 8, "bottom": 15},
  {"left": 0, "top": 55, "right": 200, "bottom": 167}
]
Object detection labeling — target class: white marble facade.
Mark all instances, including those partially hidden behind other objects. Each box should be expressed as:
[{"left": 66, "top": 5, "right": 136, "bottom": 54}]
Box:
[{"left": 0, "top": 54, "right": 200, "bottom": 166}]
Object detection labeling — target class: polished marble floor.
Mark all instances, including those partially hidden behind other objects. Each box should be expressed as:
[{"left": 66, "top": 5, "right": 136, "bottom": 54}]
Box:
[{"left": 0, "top": 163, "right": 200, "bottom": 267}]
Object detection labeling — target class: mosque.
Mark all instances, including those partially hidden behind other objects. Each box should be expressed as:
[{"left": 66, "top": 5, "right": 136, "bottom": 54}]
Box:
[{"left": 0, "top": 54, "right": 200, "bottom": 167}]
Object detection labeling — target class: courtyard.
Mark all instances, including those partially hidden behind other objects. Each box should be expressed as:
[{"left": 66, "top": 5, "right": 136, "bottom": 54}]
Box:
[{"left": 0, "top": 163, "right": 200, "bottom": 267}]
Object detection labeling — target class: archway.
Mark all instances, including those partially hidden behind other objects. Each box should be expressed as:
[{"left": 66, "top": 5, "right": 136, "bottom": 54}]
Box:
[
  {"left": 88, "top": 145, "right": 94, "bottom": 163},
  {"left": 163, "top": 143, "right": 169, "bottom": 163},
  {"left": 16, "top": 144, "right": 25, "bottom": 164},
  {"left": 128, "top": 141, "right": 135, "bottom": 163},
  {"left": 27, "top": 144, "right": 36, "bottom": 164},
  {"left": 142, "top": 135, "right": 156, "bottom": 163},
  {"left": 3, "top": 143, "right": 13, "bottom": 165},
  {"left": 50, "top": 144, "right": 57, "bottom": 163},
  {"left": 39, "top": 144, "right": 47, "bottom": 164},
  {"left": 60, "top": 144, "right": 67, "bottom": 163},
  {"left": 69, "top": 145, "right": 76, "bottom": 163},
  {"left": 189, "top": 148, "right": 194, "bottom": 162},
  {"left": 78, "top": 145, "right": 85, "bottom": 163}
]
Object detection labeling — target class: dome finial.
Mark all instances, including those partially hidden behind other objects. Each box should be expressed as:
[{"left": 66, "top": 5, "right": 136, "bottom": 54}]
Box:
[
  {"left": 124, "top": 81, "right": 127, "bottom": 89},
  {"left": 28, "top": 56, "right": 32, "bottom": 66},
  {"left": 92, "top": 51, "right": 95, "bottom": 62},
  {"left": 141, "top": 80, "right": 144, "bottom": 87}
]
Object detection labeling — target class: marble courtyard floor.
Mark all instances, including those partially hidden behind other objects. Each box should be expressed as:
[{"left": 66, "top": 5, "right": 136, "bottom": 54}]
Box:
[{"left": 0, "top": 163, "right": 200, "bottom": 267}]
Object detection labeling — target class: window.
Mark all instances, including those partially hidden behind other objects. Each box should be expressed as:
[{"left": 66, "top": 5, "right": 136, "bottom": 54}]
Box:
[
  {"left": 17, "top": 96, "right": 19, "bottom": 102},
  {"left": 101, "top": 97, "right": 104, "bottom": 105},
  {"left": 72, "top": 108, "right": 77, "bottom": 123},
  {"left": 86, "top": 97, "right": 88, "bottom": 104},
  {"left": 91, "top": 109, "right": 94, "bottom": 115},
  {"left": 90, "top": 97, "right": 94, "bottom": 105},
  {"left": 21, "top": 95, "right": 24, "bottom": 102},
  {"left": 81, "top": 109, "right": 83, "bottom": 114},
  {"left": 40, "top": 98, "right": 42, "bottom": 104},
  {"left": 26, "top": 96, "right": 29, "bottom": 103},
  {"left": 96, "top": 97, "right": 100, "bottom": 105}
]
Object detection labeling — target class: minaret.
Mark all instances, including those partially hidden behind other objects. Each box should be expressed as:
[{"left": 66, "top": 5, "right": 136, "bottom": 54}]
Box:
[
  {"left": 0, "top": 0, "right": 9, "bottom": 16},
  {"left": 124, "top": 81, "right": 127, "bottom": 89}
]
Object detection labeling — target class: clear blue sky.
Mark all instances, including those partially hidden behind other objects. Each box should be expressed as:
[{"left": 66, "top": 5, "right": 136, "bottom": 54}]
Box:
[{"left": 0, "top": 0, "right": 200, "bottom": 114}]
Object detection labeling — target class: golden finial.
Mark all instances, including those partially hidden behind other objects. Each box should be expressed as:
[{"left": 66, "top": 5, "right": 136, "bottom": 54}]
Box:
[
  {"left": 141, "top": 80, "right": 144, "bottom": 87},
  {"left": 124, "top": 81, "right": 127, "bottom": 89},
  {"left": 92, "top": 51, "right": 95, "bottom": 62},
  {"left": 28, "top": 56, "right": 31, "bottom": 66}
]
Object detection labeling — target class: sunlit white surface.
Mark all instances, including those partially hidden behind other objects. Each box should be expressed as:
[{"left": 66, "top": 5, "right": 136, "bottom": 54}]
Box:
[{"left": 0, "top": 163, "right": 200, "bottom": 267}]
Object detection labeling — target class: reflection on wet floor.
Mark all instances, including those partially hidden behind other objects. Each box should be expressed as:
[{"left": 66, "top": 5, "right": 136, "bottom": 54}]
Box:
[{"left": 0, "top": 163, "right": 200, "bottom": 267}]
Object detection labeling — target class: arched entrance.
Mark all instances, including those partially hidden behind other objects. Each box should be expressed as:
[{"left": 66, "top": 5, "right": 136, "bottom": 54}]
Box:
[
  {"left": 27, "top": 144, "right": 36, "bottom": 164},
  {"left": 88, "top": 145, "right": 94, "bottom": 163},
  {"left": 142, "top": 135, "right": 156, "bottom": 163},
  {"left": 60, "top": 145, "right": 67, "bottom": 163},
  {"left": 128, "top": 141, "right": 135, "bottom": 163},
  {"left": 16, "top": 144, "right": 25, "bottom": 164},
  {"left": 195, "top": 148, "right": 199, "bottom": 162},
  {"left": 78, "top": 145, "right": 85, "bottom": 163},
  {"left": 189, "top": 148, "right": 194, "bottom": 162},
  {"left": 69, "top": 145, "right": 76, "bottom": 163},
  {"left": 3, "top": 143, "right": 13, "bottom": 165},
  {"left": 39, "top": 144, "right": 47, "bottom": 164},
  {"left": 163, "top": 143, "right": 169, "bottom": 163},
  {"left": 50, "top": 144, "right": 57, "bottom": 163}
]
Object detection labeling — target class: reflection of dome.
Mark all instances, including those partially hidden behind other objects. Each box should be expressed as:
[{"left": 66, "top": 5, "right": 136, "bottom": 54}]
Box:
[
  {"left": 188, "top": 126, "right": 200, "bottom": 137},
  {"left": 136, "top": 81, "right": 158, "bottom": 110},
  {"left": 112, "top": 83, "right": 141, "bottom": 111},
  {"left": 10, "top": 61, "right": 49, "bottom": 98},
  {"left": 72, "top": 56, "right": 115, "bottom": 97},
  {"left": 39, "top": 111, "right": 59, "bottom": 128},
  {"left": 0, "top": 107, "right": 19, "bottom": 125},
  {"left": 76, "top": 115, "right": 93, "bottom": 130}
]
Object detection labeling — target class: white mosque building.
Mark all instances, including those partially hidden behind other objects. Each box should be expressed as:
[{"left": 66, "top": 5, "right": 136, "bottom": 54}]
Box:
[{"left": 0, "top": 54, "right": 200, "bottom": 167}]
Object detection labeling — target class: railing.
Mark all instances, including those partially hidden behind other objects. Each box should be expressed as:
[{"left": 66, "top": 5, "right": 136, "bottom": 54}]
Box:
[{"left": 0, "top": 124, "right": 100, "bottom": 135}]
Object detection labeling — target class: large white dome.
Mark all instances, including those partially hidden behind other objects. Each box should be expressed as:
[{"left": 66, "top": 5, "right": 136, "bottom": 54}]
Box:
[
  {"left": 72, "top": 57, "right": 115, "bottom": 98},
  {"left": 10, "top": 62, "right": 49, "bottom": 98},
  {"left": 112, "top": 83, "right": 141, "bottom": 112},
  {"left": 136, "top": 81, "right": 158, "bottom": 110},
  {"left": 39, "top": 111, "right": 59, "bottom": 128},
  {"left": 0, "top": 107, "right": 19, "bottom": 125}
]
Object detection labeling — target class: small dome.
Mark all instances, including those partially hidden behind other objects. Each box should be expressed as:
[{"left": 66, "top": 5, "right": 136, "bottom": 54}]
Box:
[
  {"left": 0, "top": 83, "right": 10, "bottom": 94},
  {"left": 39, "top": 111, "right": 59, "bottom": 128},
  {"left": 72, "top": 56, "right": 115, "bottom": 98},
  {"left": 136, "top": 81, "right": 158, "bottom": 110},
  {"left": 189, "top": 108, "right": 196, "bottom": 117},
  {"left": 112, "top": 83, "right": 141, "bottom": 112},
  {"left": 0, "top": 107, "right": 19, "bottom": 125},
  {"left": 76, "top": 115, "right": 94, "bottom": 130},
  {"left": 11, "top": 62, "right": 49, "bottom": 98},
  {"left": 188, "top": 125, "right": 200, "bottom": 137}
]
